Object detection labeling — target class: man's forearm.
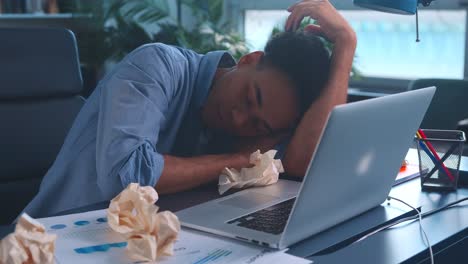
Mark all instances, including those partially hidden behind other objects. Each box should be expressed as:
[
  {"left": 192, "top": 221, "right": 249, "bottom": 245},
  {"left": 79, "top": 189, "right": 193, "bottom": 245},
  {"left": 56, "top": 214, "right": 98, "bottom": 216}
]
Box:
[
  {"left": 155, "top": 153, "right": 250, "bottom": 194},
  {"left": 283, "top": 33, "right": 357, "bottom": 177}
]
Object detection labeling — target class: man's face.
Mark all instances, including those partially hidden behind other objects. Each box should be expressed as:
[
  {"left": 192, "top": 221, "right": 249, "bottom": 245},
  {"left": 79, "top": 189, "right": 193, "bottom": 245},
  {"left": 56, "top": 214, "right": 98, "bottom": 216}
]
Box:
[{"left": 202, "top": 51, "right": 301, "bottom": 137}]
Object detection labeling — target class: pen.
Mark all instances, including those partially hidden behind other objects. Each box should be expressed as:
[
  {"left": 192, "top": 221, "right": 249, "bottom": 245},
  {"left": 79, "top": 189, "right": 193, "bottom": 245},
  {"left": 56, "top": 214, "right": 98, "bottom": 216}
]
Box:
[{"left": 416, "top": 129, "right": 455, "bottom": 181}]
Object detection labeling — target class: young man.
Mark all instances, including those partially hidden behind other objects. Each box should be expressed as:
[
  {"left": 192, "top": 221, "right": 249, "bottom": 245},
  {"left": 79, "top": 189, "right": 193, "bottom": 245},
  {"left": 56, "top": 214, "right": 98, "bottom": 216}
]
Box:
[{"left": 23, "top": 0, "right": 356, "bottom": 218}]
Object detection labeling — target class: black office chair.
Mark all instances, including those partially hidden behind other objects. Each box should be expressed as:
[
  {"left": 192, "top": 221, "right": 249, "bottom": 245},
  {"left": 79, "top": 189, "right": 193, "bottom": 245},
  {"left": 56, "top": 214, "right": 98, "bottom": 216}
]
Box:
[
  {"left": 408, "top": 78, "right": 468, "bottom": 130},
  {"left": 0, "top": 28, "right": 85, "bottom": 224},
  {"left": 408, "top": 78, "right": 468, "bottom": 156}
]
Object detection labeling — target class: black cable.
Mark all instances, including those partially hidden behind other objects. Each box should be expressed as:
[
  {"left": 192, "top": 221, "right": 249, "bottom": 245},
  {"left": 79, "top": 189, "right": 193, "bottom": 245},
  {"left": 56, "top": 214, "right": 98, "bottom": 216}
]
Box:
[
  {"left": 308, "top": 197, "right": 468, "bottom": 258},
  {"left": 416, "top": 8, "right": 420, "bottom": 42},
  {"left": 353, "top": 197, "right": 468, "bottom": 244},
  {"left": 387, "top": 196, "right": 433, "bottom": 264},
  {"left": 421, "top": 197, "right": 468, "bottom": 218}
]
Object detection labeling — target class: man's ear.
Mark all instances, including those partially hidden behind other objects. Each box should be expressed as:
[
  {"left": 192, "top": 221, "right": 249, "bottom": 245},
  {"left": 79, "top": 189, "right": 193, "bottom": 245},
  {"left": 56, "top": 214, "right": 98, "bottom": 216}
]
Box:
[{"left": 237, "top": 51, "right": 264, "bottom": 68}]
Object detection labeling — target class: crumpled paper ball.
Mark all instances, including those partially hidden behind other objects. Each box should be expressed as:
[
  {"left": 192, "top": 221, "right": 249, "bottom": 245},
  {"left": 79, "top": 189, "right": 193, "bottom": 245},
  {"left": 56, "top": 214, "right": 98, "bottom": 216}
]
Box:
[
  {"left": 218, "top": 149, "right": 284, "bottom": 194},
  {"left": 107, "top": 183, "right": 180, "bottom": 262},
  {"left": 0, "top": 214, "right": 56, "bottom": 264}
]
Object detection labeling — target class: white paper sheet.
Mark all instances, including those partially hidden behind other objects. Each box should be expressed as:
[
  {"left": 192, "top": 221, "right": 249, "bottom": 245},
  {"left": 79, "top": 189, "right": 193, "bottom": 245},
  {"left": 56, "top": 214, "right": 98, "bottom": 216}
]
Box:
[{"left": 38, "top": 210, "right": 311, "bottom": 264}]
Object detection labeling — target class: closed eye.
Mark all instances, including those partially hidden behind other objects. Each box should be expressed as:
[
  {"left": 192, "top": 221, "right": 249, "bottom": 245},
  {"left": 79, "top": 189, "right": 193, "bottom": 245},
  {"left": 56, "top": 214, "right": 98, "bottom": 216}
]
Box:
[{"left": 253, "top": 81, "right": 273, "bottom": 134}]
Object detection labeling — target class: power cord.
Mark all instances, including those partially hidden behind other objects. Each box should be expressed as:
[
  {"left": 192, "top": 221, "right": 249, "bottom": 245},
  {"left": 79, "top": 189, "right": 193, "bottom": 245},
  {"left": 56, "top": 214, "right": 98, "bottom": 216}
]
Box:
[
  {"left": 352, "top": 197, "right": 468, "bottom": 263},
  {"left": 306, "top": 197, "right": 468, "bottom": 260},
  {"left": 387, "top": 196, "right": 433, "bottom": 264},
  {"left": 421, "top": 197, "right": 468, "bottom": 218}
]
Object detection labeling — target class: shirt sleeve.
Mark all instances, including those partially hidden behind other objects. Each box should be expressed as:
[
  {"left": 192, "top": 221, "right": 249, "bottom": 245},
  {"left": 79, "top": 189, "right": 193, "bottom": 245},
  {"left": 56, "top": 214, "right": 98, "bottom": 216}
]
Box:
[{"left": 95, "top": 44, "right": 180, "bottom": 199}]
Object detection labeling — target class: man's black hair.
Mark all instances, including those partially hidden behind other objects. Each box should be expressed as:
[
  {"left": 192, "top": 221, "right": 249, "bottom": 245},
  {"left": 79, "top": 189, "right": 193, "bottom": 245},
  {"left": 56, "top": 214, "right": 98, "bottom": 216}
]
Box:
[{"left": 260, "top": 31, "right": 331, "bottom": 116}]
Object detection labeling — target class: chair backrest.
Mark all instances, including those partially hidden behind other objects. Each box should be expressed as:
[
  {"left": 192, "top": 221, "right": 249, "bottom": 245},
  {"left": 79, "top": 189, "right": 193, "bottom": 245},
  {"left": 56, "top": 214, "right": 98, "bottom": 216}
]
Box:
[
  {"left": 0, "top": 28, "right": 85, "bottom": 224},
  {"left": 408, "top": 78, "right": 468, "bottom": 130}
]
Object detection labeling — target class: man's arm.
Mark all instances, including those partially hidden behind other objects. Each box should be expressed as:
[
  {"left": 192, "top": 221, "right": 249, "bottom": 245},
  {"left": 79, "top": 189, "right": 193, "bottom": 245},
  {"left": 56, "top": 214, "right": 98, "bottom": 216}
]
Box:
[
  {"left": 156, "top": 153, "right": 250, "bottom": 194},
  {"left": 95, "top": 44, "right": 179, "bottom": 199},
  {"left": 155, "top": 131, "right": 291, "bottom": 194},
  {"left": 283, "top": 0, "right": 357, "bottom": 177}
]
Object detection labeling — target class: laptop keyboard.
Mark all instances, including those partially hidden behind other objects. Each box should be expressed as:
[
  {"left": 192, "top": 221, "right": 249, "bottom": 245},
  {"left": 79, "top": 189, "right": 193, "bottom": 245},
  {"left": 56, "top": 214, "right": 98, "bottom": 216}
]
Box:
[{"left": 227, "top": 198, "right": 296, "bottom": 235}]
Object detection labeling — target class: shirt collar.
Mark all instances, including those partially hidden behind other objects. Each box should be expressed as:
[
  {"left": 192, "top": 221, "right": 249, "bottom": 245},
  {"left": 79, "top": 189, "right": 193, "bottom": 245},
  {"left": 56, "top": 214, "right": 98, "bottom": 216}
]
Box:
[{"left": 193, "top": 51, "right": 236, "bottom": 109}]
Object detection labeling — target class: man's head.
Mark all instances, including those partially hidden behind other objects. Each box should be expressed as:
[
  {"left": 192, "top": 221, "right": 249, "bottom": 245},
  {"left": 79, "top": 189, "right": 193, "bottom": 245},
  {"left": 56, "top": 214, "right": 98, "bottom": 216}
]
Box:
[{"left": 202, "top": 31, "right": 331, "bottom": 137}]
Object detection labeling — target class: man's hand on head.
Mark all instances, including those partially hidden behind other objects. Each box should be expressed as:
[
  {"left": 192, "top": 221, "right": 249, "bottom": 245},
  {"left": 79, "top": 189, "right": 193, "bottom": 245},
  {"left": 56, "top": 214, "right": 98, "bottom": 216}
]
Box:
[
  {"left": 285, "top": 0, "right": 356, "bottom": 45},
  {"left": 281, "top": 0, "right": 356, "bottom": 177}
]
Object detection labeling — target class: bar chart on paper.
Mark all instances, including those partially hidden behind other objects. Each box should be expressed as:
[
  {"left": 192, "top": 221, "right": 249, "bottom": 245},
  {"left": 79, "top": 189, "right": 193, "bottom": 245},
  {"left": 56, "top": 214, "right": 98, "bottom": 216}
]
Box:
[
  {"left": 38, "top": 210, "right": 130, "bottom": 264},
  {"left": 192, "top": 249, "right": 232, "bottom": 264},
  {"left": 38, "top": 210, "right": 310, "bottom": 264},
  {"left": 153, "top": 229, "right": 277, "bottom": 264}
]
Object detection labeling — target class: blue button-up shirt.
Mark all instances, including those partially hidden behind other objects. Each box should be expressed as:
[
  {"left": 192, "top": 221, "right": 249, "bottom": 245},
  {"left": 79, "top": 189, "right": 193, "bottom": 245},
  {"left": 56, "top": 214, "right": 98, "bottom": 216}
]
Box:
[{"left": 23, "top": 44, "right": 234, "bottom": 218}]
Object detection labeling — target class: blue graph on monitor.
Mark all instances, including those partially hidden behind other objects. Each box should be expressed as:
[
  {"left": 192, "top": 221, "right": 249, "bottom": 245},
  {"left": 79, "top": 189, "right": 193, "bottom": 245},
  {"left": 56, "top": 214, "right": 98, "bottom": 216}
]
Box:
[{"left": 192, "top": 249, "right": 232, "bottom": 264}]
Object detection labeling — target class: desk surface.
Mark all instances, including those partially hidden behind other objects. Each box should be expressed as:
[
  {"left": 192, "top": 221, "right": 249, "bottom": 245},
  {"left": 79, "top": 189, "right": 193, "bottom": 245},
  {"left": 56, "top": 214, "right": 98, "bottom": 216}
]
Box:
[
  {"left": 1, "top": 149, "right": 467, "bottom": 263},
  {"left": 297, "top": 179, "right": 468, "bottom": 263},
  {"left": 291, "top": 149, "right": 468, "bottom": 263}
]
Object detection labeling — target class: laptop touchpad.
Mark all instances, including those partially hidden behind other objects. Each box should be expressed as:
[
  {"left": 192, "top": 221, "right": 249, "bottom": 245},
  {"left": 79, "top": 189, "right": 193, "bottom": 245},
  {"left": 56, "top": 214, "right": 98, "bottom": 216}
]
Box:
[{"left": 218, "top": 192, "right": 279, "bottom": 210}]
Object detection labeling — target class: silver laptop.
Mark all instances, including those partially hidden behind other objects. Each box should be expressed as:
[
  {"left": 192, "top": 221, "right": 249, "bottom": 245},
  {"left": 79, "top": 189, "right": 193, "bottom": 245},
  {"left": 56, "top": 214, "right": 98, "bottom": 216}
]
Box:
[{"left": 176, "top": 87, "right": 436, "bottom": 249}]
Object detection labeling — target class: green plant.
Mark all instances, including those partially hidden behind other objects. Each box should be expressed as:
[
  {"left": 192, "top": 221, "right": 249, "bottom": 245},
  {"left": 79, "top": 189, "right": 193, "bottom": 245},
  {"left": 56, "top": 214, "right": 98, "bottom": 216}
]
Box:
[
  {"left": 176, "top": 0, "right": 248, "bottom": 58},
  {"left": 74, "top": 0, "right": 169, "bottom": 74},
  {"left": 74, "top": 0, "right": 248, "bottom": 78}
]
